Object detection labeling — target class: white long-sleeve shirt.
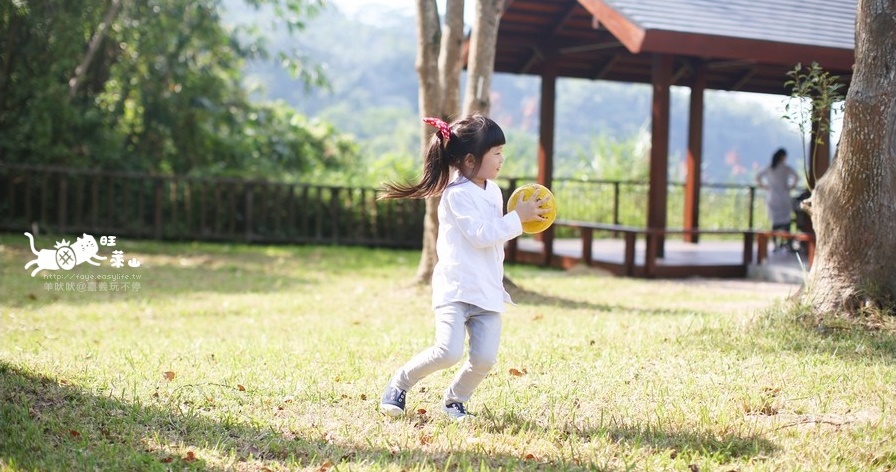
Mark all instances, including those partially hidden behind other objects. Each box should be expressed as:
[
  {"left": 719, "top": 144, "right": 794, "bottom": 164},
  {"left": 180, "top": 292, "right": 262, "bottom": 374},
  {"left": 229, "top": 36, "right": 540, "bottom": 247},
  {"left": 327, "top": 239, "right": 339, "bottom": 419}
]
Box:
[{"left": 431, "top": 176, "right": 523, "bottom": 312}]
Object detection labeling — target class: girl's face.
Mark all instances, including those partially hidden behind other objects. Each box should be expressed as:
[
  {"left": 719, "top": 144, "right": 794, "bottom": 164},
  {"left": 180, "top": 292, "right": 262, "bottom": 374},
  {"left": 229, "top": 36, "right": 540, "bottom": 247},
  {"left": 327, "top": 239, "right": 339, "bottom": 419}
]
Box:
[{"left": 466, "top": 145, "right": 504, "bottom": 186}]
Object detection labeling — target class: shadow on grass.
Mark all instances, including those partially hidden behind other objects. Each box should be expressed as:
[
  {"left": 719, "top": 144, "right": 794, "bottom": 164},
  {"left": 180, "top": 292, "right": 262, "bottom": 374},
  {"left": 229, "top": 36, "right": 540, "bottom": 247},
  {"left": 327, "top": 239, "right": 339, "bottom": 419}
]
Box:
[
  {"left": 507, "top": 284, "right": 705, "bottom": 318},
  {"left": 1, "top": 233, "right": 417, "bottom": 308},
  {"left": 2, "top": 362, "right": 708, "bottom": 471},
  {"left": 755, "top": 311, "right": 896, "bottom": 364},
  {"left": 478, "top": 406, "right": 777, "bottom": 464}
]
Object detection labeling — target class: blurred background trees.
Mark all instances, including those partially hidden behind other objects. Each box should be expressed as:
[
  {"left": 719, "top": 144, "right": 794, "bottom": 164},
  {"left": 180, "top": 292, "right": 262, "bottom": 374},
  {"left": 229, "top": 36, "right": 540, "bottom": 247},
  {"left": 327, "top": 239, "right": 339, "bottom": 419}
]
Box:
[
  {"left": 1, "top": 0, "right": 805, "bottom": 187},
  {"left": 0, "top": 0, "right": 356, "bottom": 180}
]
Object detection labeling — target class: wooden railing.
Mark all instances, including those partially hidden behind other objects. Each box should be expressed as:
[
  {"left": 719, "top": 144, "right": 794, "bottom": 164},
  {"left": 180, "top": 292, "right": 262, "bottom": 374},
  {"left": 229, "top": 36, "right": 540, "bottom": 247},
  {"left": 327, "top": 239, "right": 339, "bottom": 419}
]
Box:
[
  {"left": 508, "top": 220, "right": 757, "bottom": 278},
  {"left": 0, "top": 163, "right": 425, "bottom": 248},
  {"left": 501, "top": 177, "right": 764, "bottom": 233},
  {"left": 755, "top": 230, "right": 816, "bottom": 264}
]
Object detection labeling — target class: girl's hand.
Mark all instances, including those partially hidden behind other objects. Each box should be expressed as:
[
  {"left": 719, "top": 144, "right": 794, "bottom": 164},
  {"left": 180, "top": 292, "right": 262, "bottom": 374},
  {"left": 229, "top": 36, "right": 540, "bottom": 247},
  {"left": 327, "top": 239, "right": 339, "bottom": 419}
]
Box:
[{"left": 513, "top": 191, "right": 550, "bottom": 223}]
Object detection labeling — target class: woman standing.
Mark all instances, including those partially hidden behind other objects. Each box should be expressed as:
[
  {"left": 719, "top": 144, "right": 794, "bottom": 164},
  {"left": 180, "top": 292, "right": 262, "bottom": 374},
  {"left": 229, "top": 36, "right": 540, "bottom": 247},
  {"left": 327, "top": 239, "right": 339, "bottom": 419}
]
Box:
[{"left": 756, "top": 147, "right": 800, "bottom": 250}]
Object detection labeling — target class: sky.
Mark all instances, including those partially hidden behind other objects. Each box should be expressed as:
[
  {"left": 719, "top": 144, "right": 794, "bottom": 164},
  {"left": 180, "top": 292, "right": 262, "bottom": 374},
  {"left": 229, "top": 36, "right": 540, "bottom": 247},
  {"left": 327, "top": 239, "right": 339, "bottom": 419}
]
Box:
[{"left": 330, "top": 0, "right": 474, "bottom": 22}]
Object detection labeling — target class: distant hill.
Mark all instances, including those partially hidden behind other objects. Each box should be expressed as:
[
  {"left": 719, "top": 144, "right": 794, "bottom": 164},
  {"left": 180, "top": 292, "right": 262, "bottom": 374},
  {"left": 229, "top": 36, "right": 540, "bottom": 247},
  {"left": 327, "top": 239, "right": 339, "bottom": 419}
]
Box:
[{"left": 225, "top": 2, "right": 808, "bottom": 184}]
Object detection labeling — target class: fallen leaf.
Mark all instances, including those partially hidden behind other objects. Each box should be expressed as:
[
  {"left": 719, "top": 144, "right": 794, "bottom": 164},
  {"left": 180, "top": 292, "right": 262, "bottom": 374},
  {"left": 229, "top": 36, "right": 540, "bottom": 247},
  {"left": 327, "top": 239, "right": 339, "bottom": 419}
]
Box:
[
  {"left": 163, "top": 371, "right": 176, "bottom": 381},
  {"left": 417, "top": 408, "right": 427, "bottom": 415},
  {"left": 160, "top": 457, "right": 174, "bottom": 464},
  {"left": 317, "top": 460, "right": 334, "bottom": 471},
  {"left": 360, "top": 394, "right": 367, "bottom": 400},
  {"left": 509, "top": 368, "right": 525, "bottom": 377},
  {"left": 69, "top": 429, "right": 80, "bottom": 437},
  {"left": 524, "top": 453, "right": 538, "bottom": 461},
  {"left": 237, "top": 384, "right": 246, "bottom": 391},
  {"left": 419, "top": 433, "right": 433, "bottom": 445},
  {"left": 183, "top": 451, "right": 197, "bottom": 462}
]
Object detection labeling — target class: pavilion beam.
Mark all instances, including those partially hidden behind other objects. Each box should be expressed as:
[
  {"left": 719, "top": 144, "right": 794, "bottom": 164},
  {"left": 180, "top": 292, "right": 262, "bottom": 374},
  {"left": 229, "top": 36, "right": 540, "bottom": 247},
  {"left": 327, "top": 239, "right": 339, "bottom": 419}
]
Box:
[
  {"left": 648, "top": 53, "right": 673, "bottom": 258},
  {"left": 808, "top": 102, "right": 831, "bottom": 188},
  {"left": 520, "top": 47, "right": 543, "bottom": 74},
  {"left": 496, "top": 33, "right": 621, "bottom": 52},
  {"left": 684, "top": 61, "right": 706, "bottom": 243},
  {"left": 729, "top": 67, "right": 757, "bottom": 91},
  {"left": 538, "top": 59, "right": 558, "bottom": 266},
  {"left": 591, "top": 54, "right": 618, "bottom": 80},
  {"left": 552, "top": 0, "right": 581, "bottom": 35}
]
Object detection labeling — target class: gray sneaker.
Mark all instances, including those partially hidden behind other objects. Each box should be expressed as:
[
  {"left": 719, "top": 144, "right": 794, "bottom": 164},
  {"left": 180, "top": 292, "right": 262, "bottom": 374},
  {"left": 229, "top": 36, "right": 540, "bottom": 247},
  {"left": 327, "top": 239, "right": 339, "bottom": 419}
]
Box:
[
  {"left": 442, "top": 402, "right": 468, "bottom": 421},
  {"left": 380, "top": 385, "right": 406, "bottom": 417}
]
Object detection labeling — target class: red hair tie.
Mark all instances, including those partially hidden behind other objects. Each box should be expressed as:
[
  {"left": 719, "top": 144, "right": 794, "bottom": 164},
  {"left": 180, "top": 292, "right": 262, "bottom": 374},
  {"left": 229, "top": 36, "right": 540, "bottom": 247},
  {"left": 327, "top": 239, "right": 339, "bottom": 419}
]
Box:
[{"left": 423, "top": 117, "right": 451, "bottom": 147}]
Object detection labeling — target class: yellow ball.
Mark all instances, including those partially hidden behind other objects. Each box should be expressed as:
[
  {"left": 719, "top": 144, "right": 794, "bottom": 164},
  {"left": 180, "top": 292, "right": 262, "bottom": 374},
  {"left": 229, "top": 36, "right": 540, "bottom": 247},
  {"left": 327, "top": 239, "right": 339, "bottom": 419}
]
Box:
[{"left": 507, "top": 184, "right": 557, "bottom": 234}]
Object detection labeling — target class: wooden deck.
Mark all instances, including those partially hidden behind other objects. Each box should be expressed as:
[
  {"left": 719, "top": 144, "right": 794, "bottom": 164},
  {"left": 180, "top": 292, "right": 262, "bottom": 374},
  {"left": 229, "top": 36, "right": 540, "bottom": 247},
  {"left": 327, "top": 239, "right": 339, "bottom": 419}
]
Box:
[{"left": 511, "top": 235, "right": 811, "bottom": 282}]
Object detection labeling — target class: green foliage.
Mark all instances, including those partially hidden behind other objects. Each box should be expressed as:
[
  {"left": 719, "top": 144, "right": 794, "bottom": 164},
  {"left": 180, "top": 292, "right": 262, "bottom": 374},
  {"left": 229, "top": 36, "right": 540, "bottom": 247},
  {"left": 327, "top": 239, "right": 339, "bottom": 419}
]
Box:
[
  {"left": 0, "top": 0, "right": 352, "bottom": 179},
  {"left": 565, "top": 128, "right": 651, "bottom": 181},
  {"left": 783, "top": 62, "right": 846, "bottom": 187}
]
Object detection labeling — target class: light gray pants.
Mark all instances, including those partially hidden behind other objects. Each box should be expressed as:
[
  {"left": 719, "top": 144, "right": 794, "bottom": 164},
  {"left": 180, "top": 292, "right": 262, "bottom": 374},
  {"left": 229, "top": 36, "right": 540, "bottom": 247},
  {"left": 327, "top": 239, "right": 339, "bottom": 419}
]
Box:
[{"left": 391, "top": 301, "right": 502, "bottom": 405}]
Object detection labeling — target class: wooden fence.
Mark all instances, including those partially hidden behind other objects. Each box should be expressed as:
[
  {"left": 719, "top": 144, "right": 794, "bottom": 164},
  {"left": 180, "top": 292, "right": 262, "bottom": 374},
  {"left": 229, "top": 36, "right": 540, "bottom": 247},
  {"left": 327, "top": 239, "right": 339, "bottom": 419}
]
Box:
[{"left": 0, "top": 163, "right": 425, "bottom": 248}]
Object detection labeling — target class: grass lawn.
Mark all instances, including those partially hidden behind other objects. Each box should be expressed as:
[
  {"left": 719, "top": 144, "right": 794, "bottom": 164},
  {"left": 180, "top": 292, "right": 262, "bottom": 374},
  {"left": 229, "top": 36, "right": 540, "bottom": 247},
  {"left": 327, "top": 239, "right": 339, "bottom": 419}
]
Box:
[{"left": 2, "top": 232, "right": 895, "bottom": 471}]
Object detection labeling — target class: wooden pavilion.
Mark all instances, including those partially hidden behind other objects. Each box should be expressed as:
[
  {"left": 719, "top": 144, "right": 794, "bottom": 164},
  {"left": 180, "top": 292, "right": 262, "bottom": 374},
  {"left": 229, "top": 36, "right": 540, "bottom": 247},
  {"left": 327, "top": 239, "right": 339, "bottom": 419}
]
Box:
[{"left": 487, "top": 0, "right": 855, "bottom": 275}]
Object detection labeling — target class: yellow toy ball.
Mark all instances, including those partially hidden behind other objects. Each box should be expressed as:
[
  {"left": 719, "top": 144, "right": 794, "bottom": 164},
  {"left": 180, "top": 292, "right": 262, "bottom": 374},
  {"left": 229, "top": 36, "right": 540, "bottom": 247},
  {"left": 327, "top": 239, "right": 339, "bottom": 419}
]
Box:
[{"left": 507, "top": 184, "right": 557, "bottom": 234}]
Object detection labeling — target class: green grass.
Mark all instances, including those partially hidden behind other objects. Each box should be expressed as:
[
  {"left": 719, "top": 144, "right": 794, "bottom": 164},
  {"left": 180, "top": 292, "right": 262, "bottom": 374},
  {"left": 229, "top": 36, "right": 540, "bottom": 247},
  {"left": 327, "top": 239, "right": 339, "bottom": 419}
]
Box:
[{"left": 2, "top": 233, "right": 895, "bottom": 471}]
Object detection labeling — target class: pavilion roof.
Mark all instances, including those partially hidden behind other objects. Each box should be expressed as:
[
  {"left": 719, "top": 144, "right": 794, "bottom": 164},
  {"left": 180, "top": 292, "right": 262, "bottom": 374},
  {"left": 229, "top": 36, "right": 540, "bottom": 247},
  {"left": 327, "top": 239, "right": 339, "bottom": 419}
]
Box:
[{"left": 493, "top": 0, "right": 855, "bottom": 94}]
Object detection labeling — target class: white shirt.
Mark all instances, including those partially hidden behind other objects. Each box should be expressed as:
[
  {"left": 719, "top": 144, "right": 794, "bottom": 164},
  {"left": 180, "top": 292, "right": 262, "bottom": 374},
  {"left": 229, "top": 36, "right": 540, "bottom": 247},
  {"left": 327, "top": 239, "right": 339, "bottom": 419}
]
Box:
[{"left": 431, "top": 176, "right": 523, "bottom": 312}]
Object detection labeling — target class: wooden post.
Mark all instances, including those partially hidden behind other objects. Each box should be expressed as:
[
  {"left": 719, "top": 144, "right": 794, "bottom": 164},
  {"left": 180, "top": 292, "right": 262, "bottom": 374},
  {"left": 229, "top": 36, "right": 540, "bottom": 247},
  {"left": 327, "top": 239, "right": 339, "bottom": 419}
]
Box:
[
  {"left": 505, "top": 177, "right": 518, "bottom": 262},
  {"left": 649, "top": 53, "right": 673, "bottom": 257},
  {"left": 538, "top": 59, "right": 557, "bottom": 267},
  {"left": 58, "top": 174, "right": 67, "bottom": 235},
  {"left": 742, "top": 232, "right": 754, "bottom": 265},
  {"left": 244, "top": 183, "right": 254, "bottom": 243},
  {"left": 154, "top": 178, "right": 163, "bottom": 240},
  {"left": 581, "top": 227, "right": 593, "bottom": 265},
  {"left": 684, "top": 61, "right": 705, "bottom": 243},
  {"left": 623, "top": 232, "right": 636, "bottom": 276}
]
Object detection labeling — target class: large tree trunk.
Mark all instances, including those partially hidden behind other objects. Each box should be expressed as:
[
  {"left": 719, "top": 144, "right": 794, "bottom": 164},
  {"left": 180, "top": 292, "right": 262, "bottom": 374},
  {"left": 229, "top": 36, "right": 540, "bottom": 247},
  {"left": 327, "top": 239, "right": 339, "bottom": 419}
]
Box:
[
  {"left": 801, "top": 0, "right": 896, "bottom": 315},
  {"left": 461, "top": 0, "right": 503, "bottom": 115},
  {"left": 413, "top": 0, "right": 465, "bottom": 285}
]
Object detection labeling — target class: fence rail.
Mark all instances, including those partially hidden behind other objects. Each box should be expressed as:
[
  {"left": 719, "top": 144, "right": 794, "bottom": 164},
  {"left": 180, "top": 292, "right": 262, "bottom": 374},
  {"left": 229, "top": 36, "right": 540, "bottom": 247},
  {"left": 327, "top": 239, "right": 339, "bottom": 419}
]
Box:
[
  {"left": 1, "top": 163, "right": 768, "bottom": 248},
  {"left": 501, "top": 177, "right": 766, "bottom": 238},
  {"left": 0, "top": 163, "right": 425, "bottom": 248}
]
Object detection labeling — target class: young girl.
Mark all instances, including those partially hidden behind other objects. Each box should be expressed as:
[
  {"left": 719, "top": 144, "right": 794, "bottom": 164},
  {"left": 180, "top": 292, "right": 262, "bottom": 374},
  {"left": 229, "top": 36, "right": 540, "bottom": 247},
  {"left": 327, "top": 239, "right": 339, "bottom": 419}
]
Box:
[{"left": 377, "top": 114, "right": 549, "bottom": 421}]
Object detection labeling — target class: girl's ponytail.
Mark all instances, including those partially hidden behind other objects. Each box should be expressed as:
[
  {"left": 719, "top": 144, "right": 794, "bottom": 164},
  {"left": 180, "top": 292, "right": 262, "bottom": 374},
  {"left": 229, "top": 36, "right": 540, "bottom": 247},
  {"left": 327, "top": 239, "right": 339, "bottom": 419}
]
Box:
[{"left": 379, "top": 118, "right": 456, "bottom": 200}]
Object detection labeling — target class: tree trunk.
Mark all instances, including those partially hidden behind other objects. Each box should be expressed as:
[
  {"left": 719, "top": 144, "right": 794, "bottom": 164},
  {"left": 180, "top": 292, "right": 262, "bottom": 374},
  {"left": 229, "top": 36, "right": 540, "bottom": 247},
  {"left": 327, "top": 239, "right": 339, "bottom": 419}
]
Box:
[
  {"left": 801, "top": 0, "right": 896, "bottom": 315},
  {"left": 68, "top": 0, "right": 123, "bottom": 100},
  {"left": 462, "top": 0, "right": 503, "bottom": 115},
  {"left": 413, "top": 0, "right": 465, "bottom": 285},
  {"left": 439, "top": 0, "right": 465, "bottom": 119}
]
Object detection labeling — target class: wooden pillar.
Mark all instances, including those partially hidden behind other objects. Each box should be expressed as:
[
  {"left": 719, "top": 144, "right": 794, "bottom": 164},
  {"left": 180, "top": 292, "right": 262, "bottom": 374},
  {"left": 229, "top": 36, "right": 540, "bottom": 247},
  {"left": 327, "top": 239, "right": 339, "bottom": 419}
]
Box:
[
  {"left": 538, "top": 60, "right": 557, "bottom": 266},
  {"left": 683, "top": 61, "right": 705, "bottom": 244},
  {"left": 648, "top": 53, "right": 673, "bottom": 257},
  {"left": 808, "top": 102, "right": 831, "bottom": 189}
]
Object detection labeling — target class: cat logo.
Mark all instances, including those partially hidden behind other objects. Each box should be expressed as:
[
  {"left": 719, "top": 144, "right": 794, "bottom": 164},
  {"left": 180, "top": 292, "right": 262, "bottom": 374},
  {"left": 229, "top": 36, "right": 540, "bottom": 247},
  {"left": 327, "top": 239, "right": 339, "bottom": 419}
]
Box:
[
  {"left": 55, "top": 242, "right": 77, "bottom": 270},
  {"left": 24, "top": 232, "right": 107, "bottom": 277}
]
